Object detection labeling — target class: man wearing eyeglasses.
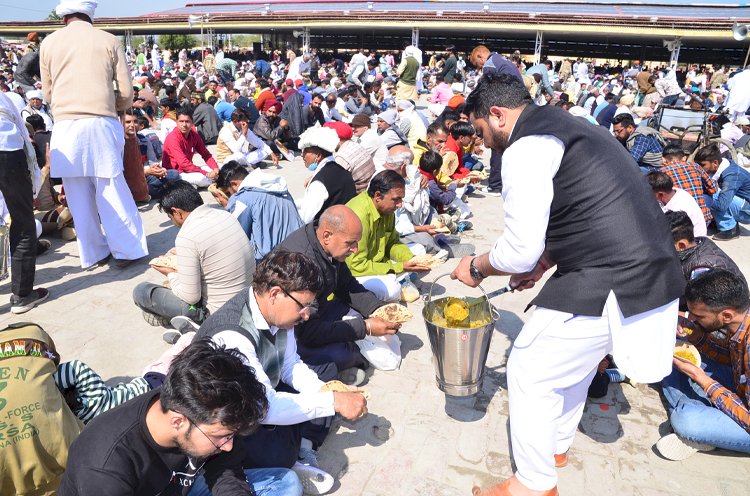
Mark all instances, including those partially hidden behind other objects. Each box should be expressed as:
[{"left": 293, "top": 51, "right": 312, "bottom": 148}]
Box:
[
  {"left": 59, "top": 338, "right": 303, "bottom": 495},
  {"left": 197, "top": 250, "right": 368, "bottom": 495}
]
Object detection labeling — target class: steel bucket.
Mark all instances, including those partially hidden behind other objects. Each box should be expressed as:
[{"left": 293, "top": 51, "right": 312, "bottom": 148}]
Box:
[{"left": 422, "top": 274, "right": 500, "bottom": 396}]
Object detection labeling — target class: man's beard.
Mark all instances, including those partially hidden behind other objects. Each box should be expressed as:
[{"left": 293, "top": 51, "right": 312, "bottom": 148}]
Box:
[{"left": 490, "top": 127, "right": 511, "bottom": 153}]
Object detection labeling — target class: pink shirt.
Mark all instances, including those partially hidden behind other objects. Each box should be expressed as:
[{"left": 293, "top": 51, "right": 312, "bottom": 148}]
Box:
[{"left": 430, "top": 83, "right": 453, "bottom": 105}]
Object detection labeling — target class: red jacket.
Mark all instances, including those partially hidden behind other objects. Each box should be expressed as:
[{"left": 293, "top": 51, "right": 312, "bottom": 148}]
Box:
[
  {"left": 444, "top": 135, "right": 470, "bottom": 179},
  {"left": 161, "top": 127, "right": 218, "bottom": 174}
]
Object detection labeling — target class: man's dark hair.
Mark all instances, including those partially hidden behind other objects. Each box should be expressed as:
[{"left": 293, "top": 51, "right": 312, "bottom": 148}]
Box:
[
  {"left": 216, "top": 161, "right": 249, "bottom": 190},
  {"left": 230, "top": 108, "right": 248, "bottom": 123},
  {"left": 160, "top": 338, "right": 268, "bottom": 433},
  {"left": 685, "top": 269, "right": 750, "bottom": 313},
  {"left": 176, "top": 106, "right": 193, "bottom": 120},
  {"left": 665, "top": 210, "right": 695, "bottom": 244},
  {"left": 258, "top": 79, "right": 270, "bottom": 89},
  {"left": 426, "top": 121, "right": 448, "bottom": 137},
  {"left": 158, "top": 180, "right": 204, "bottom": 215},
  {"left": 310, "top": 93, "right": 324, "bottom": 102},
  {"left": 367, "top": 170, "right": 406, "bottom": 198},
  {"left": 165, "top": 86, "right": 177, "bottom": 98},
  {"left": 646, "top": 171, "right": 673, "bottom": 193},
  {"left": 694, "top": 143, "right": 722, "bottom": 164},
  {"left": 436, "top": 108, "right": 460, "bottom": 126},
  {"left": 559, "top": 92, "right": 570, "bottom": 102},
  {"left": 464, "top": 72, "right": 532, "bottom": 119},
  {"left": 325, "top": 93, "right": 337, "bottom": 104},
  {"left": 611, "top": 113, "right": 636, "bottom": 128},
  {"left": 604, "top": 92, "right": 615, "bottom": 102},
  {"left": 419, "top": 150, "right": 443, "bottom": 175},
  {"left": 450, "top": 121, "right": 475, "bottom": 139},
  {"left": 252, "top": 250, "right": 324, "bottom": 295},
  {"left": 25, "top": 114, "right": 45, "bottom": 131},
  {"left": 207, "top": 96, "right": 218, "bottom": 105},
  {"left": 663, "top": 143, "right": 685, "bottom": 159}
]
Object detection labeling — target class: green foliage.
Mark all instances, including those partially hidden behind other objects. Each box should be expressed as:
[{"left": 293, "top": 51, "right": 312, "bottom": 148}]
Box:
[
  {"left": 158, "top": 34, "right": 199, "bottom": 50},
  {"left": 47, "top": 9, "right": 61, "bottom": 21}
]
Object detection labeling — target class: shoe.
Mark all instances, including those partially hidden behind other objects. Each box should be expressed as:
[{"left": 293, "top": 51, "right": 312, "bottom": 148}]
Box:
[
  {"left": 136, "top": 195, "right": 151, "bottom": 206},
  {"left": 554, "top": 451, "right": 568, "bottom": 468},
  {"left": 434, "top": 249, "right": 449, "bottom": 261},
  {"left": 655, "top": 433, "right": 715, "bottom": 461},
  {"left": 292, "top": 460, "right": 334, "bottom": 495},
  {"left": 440, "top": 235, "right": 462, "bottom": 245},
  {"left": 338, "top": 367, "right": 366, "bottom": 387},
  {"left": 162, "top": 329, "right": 182, "bottom": 345},
  {"left": 10, "top": 288, "right": 49, "bottom": 314},
  {"left": 170, "top": 315, "right": 200, "bottom": 334},
  {"left": 446, "top": 243, "right": 475, "bottom": 258},
  {"left": 84, "top": 254, "right": 111, "bottom": 271},
  {"left": 142, "top": 310, "right": 171, "bottom": 327},
  {"left": 713, "top": 226, "right": 740, "bottom": 241},
  {"left": 472, "top": 475, "right": 558, "bottom": 496},
  {"left": 456, "top": 220, "right": 473, "bottom": 233},
  {"left": 482, "top": 187, "right": 502, "bottom": 197},
  {"left": 36, "top": 239, "right": 51, "bottom": 256},
  {"left": 114, "top": 257, "right": 139, "bottom": 268}
]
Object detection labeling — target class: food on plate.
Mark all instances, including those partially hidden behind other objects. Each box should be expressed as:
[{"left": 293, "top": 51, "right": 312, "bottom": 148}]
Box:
[
  {"left": 372, "top": 303, "right": 414, "bottom": 324},
  {"left": 673, "top": 343, "right": 701, "bottom": 367}
]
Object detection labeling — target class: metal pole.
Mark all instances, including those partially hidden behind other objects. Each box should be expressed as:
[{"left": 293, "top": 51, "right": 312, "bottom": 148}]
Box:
[
  {"left": 744, "top": 43, "right": 750, "bottom": 68},
  {"left": 302, "top": 27, "right": 311, "bottom": 53},
  {"left": 412, "top": 27, "right": 420, "bottom": 48},
  {"left": 534, "top": 31, "right": 543, "bottom": 65}
]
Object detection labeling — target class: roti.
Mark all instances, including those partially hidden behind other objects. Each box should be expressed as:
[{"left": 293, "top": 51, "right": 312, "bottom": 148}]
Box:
[
  {"left": 372, "top": 303, "right": 414, "bottom": 324},
  {"left": 320, "top": 380, "right": 370, "bottom": 400},
  {"left": 674, "top": 343, "right": 701, "bottom": 367},
  {"left": 149, "top": 254, "right": 177, "bottom": 269},
  {"left": 410, "top": 254, "right": 444, "bottom": 269}
]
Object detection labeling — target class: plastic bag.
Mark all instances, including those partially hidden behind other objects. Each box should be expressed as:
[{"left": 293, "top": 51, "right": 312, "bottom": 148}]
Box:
[
  {"left": 355, "top": 334, "right": 402, "bottom": 371},
  {"left": 400, "top": 280, "right": 420, "bottom": 303}
]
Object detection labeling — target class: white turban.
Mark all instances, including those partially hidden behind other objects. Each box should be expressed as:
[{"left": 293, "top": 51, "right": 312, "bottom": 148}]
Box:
[
  {"left": 56, "top": 0, "right": 98, "bottom": 19},
  {"left": 26, "top": 90, "right": 43, "bottom": 100},
  {"left": 397, "top": 99, "right": 414, "bottom": 111},
  {"left": 298, "top": 127, "right": 340, "bottom": 154}
]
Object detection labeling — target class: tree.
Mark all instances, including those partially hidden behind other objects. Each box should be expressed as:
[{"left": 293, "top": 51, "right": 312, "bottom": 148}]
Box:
[
  {"left": 159, "top": 34, "right": 199, "bottom": 51},
  {"left": 47, "top": 9, "right": 61, "bottom": 21}
]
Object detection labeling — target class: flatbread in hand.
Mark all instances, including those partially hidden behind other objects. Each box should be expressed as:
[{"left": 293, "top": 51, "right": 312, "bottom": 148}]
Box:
[
  {"left": 149, "top": 254, "right": 177, "bottom": 270},
  {"left": 410, "top": 254, "right": 444, "bottom": 269},
  {"left": 371, "top": 303, "right": 414, "bottom": 324},
  {"left": 320, "top": 380, "right": 370, "bottom": 400}
]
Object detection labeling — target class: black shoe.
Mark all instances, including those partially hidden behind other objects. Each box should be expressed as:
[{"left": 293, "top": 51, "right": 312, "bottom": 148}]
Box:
[
  {"left": 11, "top": 288, "right": 49, "bottom": 314},
  {"left": 84, "top": 254, "right": 112, "bottom": 271},
  {"left": 713, "top": 226, "right": 740, "bottom": 241}
]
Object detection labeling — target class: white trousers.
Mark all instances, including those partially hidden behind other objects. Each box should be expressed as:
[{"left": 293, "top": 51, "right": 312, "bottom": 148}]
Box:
[
  {"left": 507, "top": 292, "right": 678, "bottom": 491},
  {"left": 62, "top": 175, "right": 148, "bottom": 268},
  {"left": 356, "top": 274, "right": 402, "bottom": 302},
  {"left": 180, "top": 167, "right": 213, "bottom": 188}
]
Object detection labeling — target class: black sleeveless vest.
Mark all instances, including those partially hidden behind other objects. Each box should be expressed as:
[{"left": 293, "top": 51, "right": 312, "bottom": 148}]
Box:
[
  {"left": 311, "top": 161, "right": 356, "bottom": 222},
  {"left": 506, "top": 104, "right": 684, "bottom": 317}
]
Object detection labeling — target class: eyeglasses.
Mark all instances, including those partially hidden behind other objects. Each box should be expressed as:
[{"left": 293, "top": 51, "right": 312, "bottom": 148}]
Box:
[
  {"left": 281, "top": 288, "right": 317, "bottom": 314},
  {"left": 187, "top": 417, "right": 236, "bottom": 451}
]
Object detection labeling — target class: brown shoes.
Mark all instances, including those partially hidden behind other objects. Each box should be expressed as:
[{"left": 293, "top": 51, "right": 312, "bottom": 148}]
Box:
[
  {"left": 554, "top": 451, "right": 568, "bottom": 468},
  {"left": 472, "top": 476, "right": 559, "bottom": 496}
]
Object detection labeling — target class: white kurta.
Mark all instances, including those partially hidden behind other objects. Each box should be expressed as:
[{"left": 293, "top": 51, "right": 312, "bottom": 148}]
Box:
[
  {"left": 50, "top": 117, "right": 148, "bottom": 267},
  {"left": 726, "top": 70, "right": 750, "bottom": 117}
]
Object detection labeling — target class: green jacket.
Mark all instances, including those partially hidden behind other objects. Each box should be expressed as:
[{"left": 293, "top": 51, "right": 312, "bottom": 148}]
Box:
[{"left": 346, "top": 191, "right": 414, "bottom": 276}]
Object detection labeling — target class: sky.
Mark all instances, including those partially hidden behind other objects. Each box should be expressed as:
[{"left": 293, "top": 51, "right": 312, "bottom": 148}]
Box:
[{"left": 0, "top": 0, "right": 187, "bottom": 22}]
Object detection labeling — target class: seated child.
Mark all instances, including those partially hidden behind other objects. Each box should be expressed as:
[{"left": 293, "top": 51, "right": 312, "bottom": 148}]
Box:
[{"left": 419, "top": 150, "right": 472, "bottom": 220}]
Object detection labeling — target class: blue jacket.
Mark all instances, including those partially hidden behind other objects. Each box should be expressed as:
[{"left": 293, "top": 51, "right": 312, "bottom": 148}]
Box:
[
  {"left": 227, "top": 170, "right": 304, "bottom": 261},
  {"left": 215, "top": 100, "right": 235, "bottom": 122},
  {"left": 713, "top": 159, "right": 750, "bottom": 214}
]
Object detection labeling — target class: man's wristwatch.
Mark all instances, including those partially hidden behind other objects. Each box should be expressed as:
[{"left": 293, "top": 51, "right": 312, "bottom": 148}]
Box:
[{"left": 469, "top": 257, "right": 486, "bottom": 282}]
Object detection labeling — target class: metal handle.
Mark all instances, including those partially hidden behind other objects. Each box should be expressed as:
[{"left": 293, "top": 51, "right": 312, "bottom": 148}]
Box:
[{"left": 426, "top": 273, "right": 501, "bottom": 320}]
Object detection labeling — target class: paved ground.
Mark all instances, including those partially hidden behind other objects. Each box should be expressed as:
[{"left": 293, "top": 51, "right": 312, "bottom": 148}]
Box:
[{"left": 8, "top": 142, "right": 750, "bottom": 495}]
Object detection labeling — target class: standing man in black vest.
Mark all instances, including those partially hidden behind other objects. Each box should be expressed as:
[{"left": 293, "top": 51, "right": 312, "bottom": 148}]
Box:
[{"left": 452, "top": 73, "right": 684, "bottom": 496}]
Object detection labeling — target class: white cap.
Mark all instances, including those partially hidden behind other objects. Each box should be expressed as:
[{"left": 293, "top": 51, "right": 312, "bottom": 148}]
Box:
[
  {"left": 56, "top": 0, "right": 97, "bottom": 18},
  {"left": 298, "top": 126, "right": 340, "bottom": 154}
]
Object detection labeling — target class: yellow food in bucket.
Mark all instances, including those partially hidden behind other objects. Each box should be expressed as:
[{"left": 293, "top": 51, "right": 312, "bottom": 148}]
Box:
[{"left": 444, "top": 299, "right": 469, "bottom": 323}]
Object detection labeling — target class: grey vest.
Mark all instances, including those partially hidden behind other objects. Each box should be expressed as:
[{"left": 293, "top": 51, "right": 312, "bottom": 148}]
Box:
[{"left": 197, "top": 289, "right": 287, "bottom": 388}]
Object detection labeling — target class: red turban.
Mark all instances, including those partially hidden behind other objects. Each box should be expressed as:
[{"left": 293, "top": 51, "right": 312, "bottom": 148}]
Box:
[
  {"left": 324, "top": 121, "right": 353, "bottom": 140},
  {"left": 262, "top": 99, "right": 282, "bottom": 113}
]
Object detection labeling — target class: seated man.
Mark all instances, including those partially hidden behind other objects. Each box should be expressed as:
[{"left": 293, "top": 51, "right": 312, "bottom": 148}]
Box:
[
  {"left": 661, "top": 143, "right": 717, "bottom": 228},
  {"left": 694, "top": 143, "right": 750, "bottom": 241},
  {"left": 657, "top": 270, "right": 750, "bottom": 460},
  {"left": 196, "top": 251, "right": 368, "bottom": 495},
  {"left": 665, "top": 210, "right": 745, "bottom": 284},
  {"left": 132, "top": 181, "right": 255, "bottom": 342},
  {"left": 162, "top": 107, "right": 219, "bottom": 188},
  {"left": 189, "top": 92, "right": 222, "bottom": 146},
  {"left": 647, "top": 171, "right": 707, "bottom": 238},
  {"left": 301, "top": 92, "right": 326, "bottom": 132},
  {"left": 375, "top": 109, "right": 408, "bottom": 149},
  {"left": 612, "top": 113, "right": 665, "bottom": 174},
  {"left": 216, "top": 161, "right": 303, "bottom": 263},
  {"left": 58, "top": 339, "right": 301, "bottom": 496},
  {"left": 279, "top": 205, "right": 401, "bottom": 380},
  {"left": 326, "top": 121, "right": 375, "bottom": 194},
  {"left": 0, "top": 322, "right": 83, "bottom": 496},
  {"left": 253, "top": 100, "right": 290, "bottom": 154},
  {"left": 215, "top": 109, "right": 278, "bottom": 167},
  {"left": 351, "top": 112, "right": 388, "bottom": 170},
  {"left": 346, "top": 170, "right": 431, "bottom": 301}
]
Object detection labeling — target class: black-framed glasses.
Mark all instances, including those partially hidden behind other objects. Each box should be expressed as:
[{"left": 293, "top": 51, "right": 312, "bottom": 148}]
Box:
[
  {"left": 281, "top": 288, "right": 317, "bottom": 314},
  {"left": 187, "top": 417, "right": 236, "bottom": 450}
]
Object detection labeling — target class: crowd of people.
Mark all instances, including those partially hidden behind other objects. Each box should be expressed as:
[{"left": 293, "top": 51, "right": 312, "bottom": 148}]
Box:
[{"left": 1, "top": 0, "right": 750, "bottom": 495}]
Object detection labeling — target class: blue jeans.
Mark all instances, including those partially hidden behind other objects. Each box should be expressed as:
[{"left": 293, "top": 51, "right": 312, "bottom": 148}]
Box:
[
  {"left": 661, "top": 358, "right": 750, "bottom": 453},
  {"left": 188, "top": 467, "right": 302, "bottom": 496},
  {"left": 463, "top": 153, "right": 483, "bottom": 171},
  {"left": 705, "top": 193, "right": 750, "bottom": 231},
  {"left": 146, "top": 169, "right": 180, "bottom": 199}
]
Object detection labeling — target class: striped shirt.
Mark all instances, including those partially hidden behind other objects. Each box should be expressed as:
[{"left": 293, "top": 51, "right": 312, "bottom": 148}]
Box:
[
  {"left": 663, "top": 161, "right": 718, "bottom": 224},
  {"left": 54, "top": 360, "right": 150, "bottom": 423},
  {"left": 694, "top": 310, "right": 750, "bottom": 432}
]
